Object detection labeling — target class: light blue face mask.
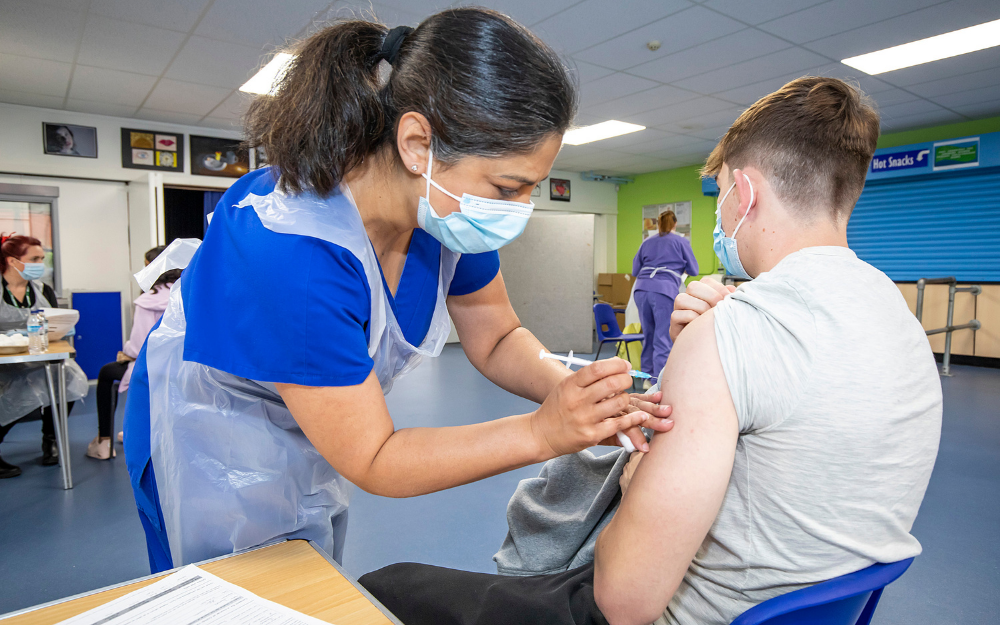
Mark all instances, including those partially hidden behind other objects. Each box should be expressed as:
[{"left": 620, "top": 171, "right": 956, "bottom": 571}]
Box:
[
  {"left": 417, "top": 150, "right": 534, "bottom": 254},
  {"left": 16, "top": 261, "right": 45, "bottom": 281},
  {"left": 712, "top": 173, "right": 755, "bottom": 280}
]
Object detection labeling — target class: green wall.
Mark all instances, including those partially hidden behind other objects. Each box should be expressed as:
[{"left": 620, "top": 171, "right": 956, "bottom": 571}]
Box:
[
  {"left": 616, "top": 165, "right": 718, "bottom": 275},
  {"left": 616, "top": 115, "right": 1000, "bottom": 272}
]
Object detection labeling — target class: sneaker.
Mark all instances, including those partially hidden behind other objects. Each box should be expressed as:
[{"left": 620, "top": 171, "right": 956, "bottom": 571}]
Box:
[
  {"left": 41, "top": 436, "right": 59, "bottom": 466},
  {"left": 0, "top": 456, "right": 21, "bottom": 479},
  {"left": 86, "top": 436, "right": 115, "bottom": 460},
  {"left": 117, "top": 431, "right": 123, "bottom": 444}
]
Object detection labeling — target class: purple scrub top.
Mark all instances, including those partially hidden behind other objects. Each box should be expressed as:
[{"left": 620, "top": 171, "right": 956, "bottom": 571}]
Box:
[{"left": 632, "top": 232, "right": 699, "bottom": 299}]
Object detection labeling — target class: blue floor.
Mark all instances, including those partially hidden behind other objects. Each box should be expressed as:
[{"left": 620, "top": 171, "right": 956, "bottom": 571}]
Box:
[{"left": 0, "top": 346, "right": 997, "bottom": 623}]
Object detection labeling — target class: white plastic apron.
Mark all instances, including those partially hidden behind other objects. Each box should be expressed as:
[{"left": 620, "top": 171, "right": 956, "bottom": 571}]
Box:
[
  {"left": 139, "top": 185, "right": 459, "bottom": 567},
  {"left": 0, "top": 280, "right": 87, "bottom": 426}
]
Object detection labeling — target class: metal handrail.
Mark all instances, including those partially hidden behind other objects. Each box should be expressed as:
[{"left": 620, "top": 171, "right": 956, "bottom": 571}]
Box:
[{"left": 915, "top": 277, "right": 982, "bottom": 376}]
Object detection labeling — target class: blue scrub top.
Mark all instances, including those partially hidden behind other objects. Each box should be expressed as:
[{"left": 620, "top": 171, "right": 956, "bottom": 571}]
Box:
[
  {"left": 124, "top": 168, "right": 500, "bottom": 557},
  {"left": 182, "top": 167, "right": 499, "bottom": 387}
]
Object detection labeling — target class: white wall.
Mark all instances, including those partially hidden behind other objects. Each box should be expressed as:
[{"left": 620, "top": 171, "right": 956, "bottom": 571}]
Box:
[
  {"left": 0, "top": 102, "right": 242, "bottom": 187},
  {"left": 532, "top": 170, "right": 617, "bottom": 216}
]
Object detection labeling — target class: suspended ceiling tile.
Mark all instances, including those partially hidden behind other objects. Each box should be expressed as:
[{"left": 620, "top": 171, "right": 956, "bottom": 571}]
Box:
[
  {"left": 869, "top": 87, "right": 922, "bottom": 109},
  {"left": 800, "top": 62, "right": 895, "bottom": 94},
  {"left": 460, "top": 0, "right": 581, "bottom": 27},
  {"left": 572, "top": 5, "right": 743, "bottom": 71},
  {"left": 35, "top": 0, "right": 90, "bottom": 10},
  {"left": 135, "top": 108, "right": 206, "bottom": 126},
  {"left": 195, "top": 0, "right": 333, "bottom": 48},
  {"left": 581, "top": 84, "right": 700, "bottom": 122},
  {"left": 906, "top": 66, "right": 1000, "bottom": 99},
  {"left": 578, "top": 72, "right": 661, "bottom": 108},
  {"left": 582, "top": 128, "right": 676, "bottom": 151},
  {"left": 871, "top": 46, "right": 1000, "bottom": 88},
  {"left": 77, "top": 15, "right": 186, "bottom": 75},
  {"left": 142, "top": 78, "right": 232, "bottom": 116},
  {"left": 624, "top": 157, "right": 677, "bottom": 174},
  {"left": 64, "top": 98, "right": 140, "bottom": 117},
  {"left": 165, "top": 36, "right": 263, "bottom": 89},
  {"left": 879, "top": 99, "right": 953, "bottom": 121},
  {"left": 88, "top": 0, "right": 211, "bottom": 32},
  {"left": 879, "top": 109, "right": 966, "bottom": 132},
  {"left": 532, "top": 0, "right": 693, "bottom": 56},
  {"left": 360, "top": 2, "right": 426, "bottom": 27},
  {"left": 949, "top": 100, "right": 1000, "bottom": 119},
  {"left": 636, "top": 96, "right": 739, "bottom": 128},
  {"left": 712, "top": 70, "right": 815, "bottom": 105},
  {"left": 0, "top": 53, "right": 72, "bottom": 98},
  {"left": 802, "top": 0, "right": 1000, "bottom": 59},
  {"left": 204, "top": 91, "right": 251, "bottom": 121},
  {"left": 200, "top": 116, "right": 244, "bottom": 130},
  {"left": 628, "top": 29, "right": 790, "bottom": 84},
  {"left": 682, "top": 124, "right": 733, "bottom": 142},
  {"left": 756, "top": 0, "right": 944, "bottom": 45},
  {"left": 614, "top": 132, "right": 709, "bottom": 155},
  {"left": 68, "top": 65, "right": 157, "bottom": 106},
  {"left": 0, "top": 89, "right": 67, "bottom": 109},
  {"left": 673, "top": 47, "right": 830, "bottom": 95},
  {"left": 567, "top": 59, "right": 617, "bottom": 85},
  {"left": 0, "top": 1, "right": 84, "bottom": 63},
  {"left": 932, "top": 85, "right": 1000, "bottom": 109},
  {"left": 700, "top": 0, "right": 829, "bottom": 25},
  {"left": 660, "top": 106, "right": 744, "bottom": 133}
]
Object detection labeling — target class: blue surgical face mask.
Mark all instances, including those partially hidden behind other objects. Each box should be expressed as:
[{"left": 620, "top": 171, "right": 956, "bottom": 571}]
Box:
[
  {"left": 417, "top": 150, "right": 534, "bottom": 254},
  {"left": 712, "top": 174, "right": 755, "bottom": 280},
  {"left": 16, "top": 261, "right": 45, "bottom": 281}
]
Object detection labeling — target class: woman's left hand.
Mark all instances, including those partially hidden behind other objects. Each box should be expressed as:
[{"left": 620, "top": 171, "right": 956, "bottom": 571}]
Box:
[{"left": 599, "top": 390, "right": 673, "bottom": 451}]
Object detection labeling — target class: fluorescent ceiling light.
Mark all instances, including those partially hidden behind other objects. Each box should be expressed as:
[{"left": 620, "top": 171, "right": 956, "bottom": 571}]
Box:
[
  {"left": 240, "top": 53, "right": 295, "bottom": 95},
  {"left": 842, "top": 18, "right": 1000, "bottom": 75},
  {"left": 563, "top": 120, "right": 645, "bottom": 145}
]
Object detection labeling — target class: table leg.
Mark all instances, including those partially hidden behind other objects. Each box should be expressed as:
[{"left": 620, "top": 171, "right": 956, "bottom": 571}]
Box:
[
  {"left": 44, "top": 364, "right": 71, "bottom": 490},
  {"left": 58, "top": 361, "right": 72, "bottom": 488}
]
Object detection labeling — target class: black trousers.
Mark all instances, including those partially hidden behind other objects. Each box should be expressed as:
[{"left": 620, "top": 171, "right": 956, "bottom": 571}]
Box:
[
  {"left": 359, "top": 562, "right": 609, "bottom": 625},
  {"left": 0, "top": 402, "right": 74, "bottom": 445},
  {"left": 97, "top": 361, "right": 128, "bottom": 437}
]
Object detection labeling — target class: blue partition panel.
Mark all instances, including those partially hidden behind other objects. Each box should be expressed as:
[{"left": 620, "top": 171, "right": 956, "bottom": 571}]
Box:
[{"left": 71, "top": 291, "right": 122, "bottom": 380}]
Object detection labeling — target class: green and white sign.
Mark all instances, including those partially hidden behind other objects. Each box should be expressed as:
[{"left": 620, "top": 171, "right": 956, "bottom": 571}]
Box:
[{"left": 933, "top": 137, "right": 979, "bottom": 171}]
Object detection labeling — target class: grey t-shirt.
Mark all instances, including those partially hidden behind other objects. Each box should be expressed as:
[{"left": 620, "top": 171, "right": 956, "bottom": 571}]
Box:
[{"left": 659, "top": 246, "right": 942, "bottom": 625}]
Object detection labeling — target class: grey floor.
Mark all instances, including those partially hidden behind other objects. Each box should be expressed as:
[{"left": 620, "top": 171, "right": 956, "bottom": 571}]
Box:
[{"left": 0, "top": 346, "right": 997, "bottom": 623}]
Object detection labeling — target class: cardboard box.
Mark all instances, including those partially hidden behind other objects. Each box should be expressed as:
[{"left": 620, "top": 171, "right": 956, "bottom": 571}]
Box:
[
  {"left": 611, "top": 273, "right": 634, "bottom": 305},
  {"left": 597, "top": 273, "right": 614, "bottom": 303}
]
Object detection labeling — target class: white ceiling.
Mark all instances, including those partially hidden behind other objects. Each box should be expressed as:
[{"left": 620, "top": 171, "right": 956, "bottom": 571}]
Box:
[{"left": 1, "top": 0, "right": 998, "bottom": 175}]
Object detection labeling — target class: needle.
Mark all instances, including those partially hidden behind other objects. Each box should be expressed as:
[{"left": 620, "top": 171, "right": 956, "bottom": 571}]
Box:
[{"left": 539, "top": 349, "right": 647, "bottom": 453}]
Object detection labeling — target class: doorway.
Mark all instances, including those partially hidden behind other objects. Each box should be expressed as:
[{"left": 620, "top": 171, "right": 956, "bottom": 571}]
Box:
[{"left": 163, "top": 186, "right": 226, "bottom": 243}]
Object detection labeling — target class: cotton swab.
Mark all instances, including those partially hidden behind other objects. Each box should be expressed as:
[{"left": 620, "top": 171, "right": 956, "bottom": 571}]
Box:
[{"left": 539, "top": 350, "right": 645, "bottom": 453}]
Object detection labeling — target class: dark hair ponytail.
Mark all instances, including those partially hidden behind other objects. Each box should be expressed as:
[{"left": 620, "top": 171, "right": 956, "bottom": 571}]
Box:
[{"left": 245, "top": 8, "right": 576, "bottom": 198}]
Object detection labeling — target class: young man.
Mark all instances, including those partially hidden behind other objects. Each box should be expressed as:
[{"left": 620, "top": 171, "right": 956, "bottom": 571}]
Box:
[{"left": 360, "top": 77, "right": 943, "bottom": 625}]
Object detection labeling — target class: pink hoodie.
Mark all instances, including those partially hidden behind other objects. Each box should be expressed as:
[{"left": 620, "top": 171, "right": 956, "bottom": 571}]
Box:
[{"left": 120, "top": 284, "right": 172, "bottom": 393}]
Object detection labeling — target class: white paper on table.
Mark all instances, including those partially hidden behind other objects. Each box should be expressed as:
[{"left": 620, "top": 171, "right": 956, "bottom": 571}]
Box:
[{"left": 56, "top": 565, "right": 333, "bottom": 625}]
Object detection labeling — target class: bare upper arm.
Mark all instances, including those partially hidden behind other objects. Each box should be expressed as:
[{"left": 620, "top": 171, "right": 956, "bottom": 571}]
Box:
[
  {"left": 446, "top": 271, "right": 522, "bottom": 369},
  {"left": 595, "top": 309, "right": 739, "bottom": 624}
]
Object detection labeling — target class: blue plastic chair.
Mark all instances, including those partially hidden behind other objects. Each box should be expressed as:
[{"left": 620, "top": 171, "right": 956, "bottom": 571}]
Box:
[
  {"left": 593, "top": 303, "right": 643, "bottom": 364},
  {"left": 730, "top": 558, "right": 914, "bottom": 625}
]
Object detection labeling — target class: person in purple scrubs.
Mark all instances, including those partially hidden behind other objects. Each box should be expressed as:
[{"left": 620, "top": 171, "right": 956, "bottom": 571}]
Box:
[{"left": 632, "top": 211, "right": 699, "bottom": 376}]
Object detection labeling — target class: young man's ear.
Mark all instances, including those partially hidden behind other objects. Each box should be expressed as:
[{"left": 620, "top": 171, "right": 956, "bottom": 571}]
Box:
[{"left": 731, "top": 168, "right": 757, "bottom": 218}]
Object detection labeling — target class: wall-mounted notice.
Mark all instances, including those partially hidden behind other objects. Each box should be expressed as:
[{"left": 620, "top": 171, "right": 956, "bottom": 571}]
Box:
[
  {"left": 870, "top": 148, "right": 930, "bottom": 173},
  {"left": 933, "top": 137, "right": 979, "bottom": 171},
  {"left": 121, "top": 128, "right": 184, "bottom": 171},
  {"left": 642, "top": 201, "right": 691, "bottom": 241}
]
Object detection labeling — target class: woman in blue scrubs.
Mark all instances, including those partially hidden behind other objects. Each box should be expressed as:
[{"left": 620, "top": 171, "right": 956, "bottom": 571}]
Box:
[{"left": 125, "top": 8, "right": 672, "bottom": 573}]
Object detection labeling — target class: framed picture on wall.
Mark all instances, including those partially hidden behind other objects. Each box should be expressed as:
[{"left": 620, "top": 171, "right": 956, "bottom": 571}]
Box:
[
  {"left": 121, "top": 128, "right": 184, "bottom": 171},
  {"left": 190, "top": 135, "right": 249, "bottom": 178},
  {"left": 43, "top": 123, "right": 98, "bottom": 158},
  {"left": 550, "top": 178, "right": 571, "bottom": 202}
]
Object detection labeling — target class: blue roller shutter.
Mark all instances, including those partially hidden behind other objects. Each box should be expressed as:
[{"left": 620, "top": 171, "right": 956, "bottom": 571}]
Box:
[{"left": 847, "top": 167, "right": 1000, "bottom": 282}]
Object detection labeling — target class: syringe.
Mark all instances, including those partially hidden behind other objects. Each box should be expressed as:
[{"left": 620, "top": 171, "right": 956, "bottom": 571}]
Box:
[
  {"left": 539, "top": 349, "right": 649, "bottom": 453},
  {"left": 539, "top": 350, "right": 651, "bottom": 379}
]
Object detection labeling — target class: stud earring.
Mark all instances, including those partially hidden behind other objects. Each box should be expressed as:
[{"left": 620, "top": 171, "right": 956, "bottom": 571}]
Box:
[{"left": 411, "top": 165, "right": 418, "bottom": 171}]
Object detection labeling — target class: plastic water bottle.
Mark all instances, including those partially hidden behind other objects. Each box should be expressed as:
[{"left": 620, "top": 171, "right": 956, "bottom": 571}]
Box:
[
  {"left": 27, "top": 310, "right": 44, "bottom": 354},
  {"left": 38, "top": 309, "right": 49, "bottom": 350}
]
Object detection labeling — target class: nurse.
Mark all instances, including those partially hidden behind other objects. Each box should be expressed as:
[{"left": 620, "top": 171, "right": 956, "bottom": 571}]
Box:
[
  {"left": 125, "top": 8, "right": 673, "bottom": 573},
  {"left": 631, "top": 211, "right": 699, "bottom": 376}
]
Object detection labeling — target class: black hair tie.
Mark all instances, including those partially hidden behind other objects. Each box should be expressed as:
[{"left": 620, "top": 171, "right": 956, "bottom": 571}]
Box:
[{"left": 378, "top": 25, "right": 413, "bottom": 66}]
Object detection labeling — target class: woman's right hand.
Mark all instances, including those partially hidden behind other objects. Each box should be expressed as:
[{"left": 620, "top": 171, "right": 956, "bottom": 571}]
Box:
[
  {"left": 669, "top": 277, "right": 736, "bottom": 341},
  {"left": 530, "top": 358, "right": 650, "bottom": 458}
]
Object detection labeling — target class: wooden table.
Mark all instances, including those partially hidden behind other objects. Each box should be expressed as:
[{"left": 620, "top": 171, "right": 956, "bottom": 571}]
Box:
[
  {"left": 0, "top": 341, "right": 75, "bottom": 489},
  {"left": 0, "top": 540, "right": 401, "bottom": 625}
]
